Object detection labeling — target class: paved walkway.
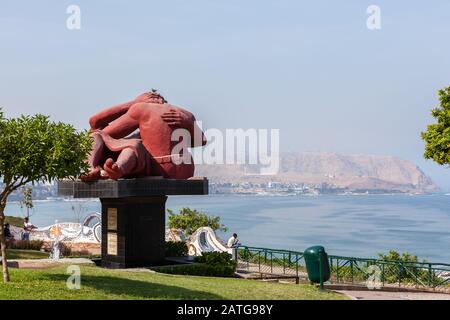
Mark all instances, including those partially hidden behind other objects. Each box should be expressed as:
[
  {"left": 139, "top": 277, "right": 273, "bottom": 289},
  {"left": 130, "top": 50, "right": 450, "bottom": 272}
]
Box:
[
  {"left": 237, "top": 261, "right": 308, "bottom": 279},
  {"left": 337, "top": 290, "right": 450, "bottom": 300},
  {"left": 7, "top": 258, "right": 94, "bottom": 269}
]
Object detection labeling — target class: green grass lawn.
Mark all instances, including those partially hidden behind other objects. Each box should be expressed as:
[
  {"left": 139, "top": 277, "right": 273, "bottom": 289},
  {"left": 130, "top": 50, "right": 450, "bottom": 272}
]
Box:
[
  {"left": 1, "top": 249, "right": 49, "bottom": 260},
  {"left": 0, "top": 264, "right": 347, "bottom": 300}
]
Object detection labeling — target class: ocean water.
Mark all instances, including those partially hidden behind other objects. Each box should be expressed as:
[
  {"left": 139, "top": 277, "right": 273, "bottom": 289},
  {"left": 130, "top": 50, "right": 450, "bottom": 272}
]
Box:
[{"left": 5, "top": 194, "right": 450, "bottom": 262}]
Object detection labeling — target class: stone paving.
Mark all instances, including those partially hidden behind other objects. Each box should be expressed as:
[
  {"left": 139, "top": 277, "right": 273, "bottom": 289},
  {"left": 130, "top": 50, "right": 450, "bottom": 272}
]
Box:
[
  {"left": 7, "top": 258, "right": 95, "bottom": 269},
  {"left": 336, "top": 290, "right": 450, "bottom": 300},
  {"left": 237, "top": 262, "right": 308, "bottom": 278}
]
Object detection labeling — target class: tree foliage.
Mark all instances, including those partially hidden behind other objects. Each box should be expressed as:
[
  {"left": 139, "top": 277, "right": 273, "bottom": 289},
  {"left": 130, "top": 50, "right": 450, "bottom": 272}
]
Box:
[
  {"left": 20, "top": 186, "right": 34, "bottom": 218},
  {"left": 0, "top": 113, "right": 92, "bottom": 186},
  {"left": 378, "top": 250, "right": 431, "bottom": 284},
  {"left": 4, "top": 216, "right": 25, "bottom": 227},
  {"left": 378, "top": 250, "right": 423, "bottom": 264},
  {"left": 0, "top": 110, "right": 92, "bottom": 282},
  {"left": 421, "top": 87, "right": 450, "bottom": 165},
  {"left": 167, "top": 207, "right": 228, "bottom": 236}
]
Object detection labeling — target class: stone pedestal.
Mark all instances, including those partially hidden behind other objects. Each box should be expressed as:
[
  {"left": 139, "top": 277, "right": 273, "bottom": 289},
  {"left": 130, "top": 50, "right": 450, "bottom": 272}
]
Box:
[{"left": 58, "top": 177, "right": 208, "bottom": 268}]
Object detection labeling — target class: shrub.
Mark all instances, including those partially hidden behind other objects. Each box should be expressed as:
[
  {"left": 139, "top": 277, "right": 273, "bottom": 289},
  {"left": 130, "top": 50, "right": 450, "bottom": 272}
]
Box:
[
  {"left": 152, "top": 263, "right": 236, "bottom": 277},
  {"left": 167, "top": 207, "right": 228, "bottom": 236},
  {"left": 195, "top": 251, "right": 236, "bottom": 268},
  {"left": 5, "top": 216, "right": 25, "bottom": 228},
  {"left": 154, "top": 251, "right": 237, "bottom": 277},
  {"left": 377, "top": 250, "right": 431, "bottom": 284},
  {"left": 378, "top": 250, "right": 422, "bottom": 264},
  {"left": 7, "top": 240, "right": 43, "bottom": 251},
  {"left": 67, "top": 249, "right": 91, "bottom": 257},
  {"left": 165, "top": 241, "right": 188, "bottom": 257},
  {"left": 58, "top": 242, "right": 72, "bottom": 257}
]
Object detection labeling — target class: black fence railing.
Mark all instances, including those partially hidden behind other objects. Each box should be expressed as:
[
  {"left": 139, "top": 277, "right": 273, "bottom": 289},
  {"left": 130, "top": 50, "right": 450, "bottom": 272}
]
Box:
[{"left": 236, "top": 246, "right": 450, "bottom": 290}]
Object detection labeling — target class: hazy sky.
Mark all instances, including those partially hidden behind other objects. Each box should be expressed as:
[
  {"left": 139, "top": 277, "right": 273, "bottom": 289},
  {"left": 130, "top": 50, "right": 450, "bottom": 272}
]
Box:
[{"left": 1, "top": 1, "right": 450, "bottom": 189}]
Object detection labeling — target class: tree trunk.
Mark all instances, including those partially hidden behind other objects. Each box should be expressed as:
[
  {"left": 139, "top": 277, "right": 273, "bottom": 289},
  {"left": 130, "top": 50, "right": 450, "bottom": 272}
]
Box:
[{"left": 0, "top": 203, "right": 10, "bottom": 283}]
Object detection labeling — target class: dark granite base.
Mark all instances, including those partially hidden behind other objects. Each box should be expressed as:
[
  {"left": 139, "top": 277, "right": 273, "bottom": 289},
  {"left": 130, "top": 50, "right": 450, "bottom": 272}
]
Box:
[
  {"left": 101, "top": 196, "right": 166, "bottom": 268},
  {"left": 58, "top": 177, "right": 208, "bottom": 198}
]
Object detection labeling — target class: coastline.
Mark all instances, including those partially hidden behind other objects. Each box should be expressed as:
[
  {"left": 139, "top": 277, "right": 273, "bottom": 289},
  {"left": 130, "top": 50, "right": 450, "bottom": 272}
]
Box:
[{"left": 4, "top": 194, "right": 450, "bottom": 262}]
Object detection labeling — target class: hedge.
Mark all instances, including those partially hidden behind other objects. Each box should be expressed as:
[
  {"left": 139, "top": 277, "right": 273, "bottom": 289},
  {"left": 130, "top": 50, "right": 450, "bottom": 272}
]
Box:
[
  {"left": 152, "top": 263, "right": 236, "bottom": 277},
  {"left": 165, "top": 241, "right": 188, "bottom": 257},
  {"left": 6, "top": 240, "right": 44, "bottom": 251}
]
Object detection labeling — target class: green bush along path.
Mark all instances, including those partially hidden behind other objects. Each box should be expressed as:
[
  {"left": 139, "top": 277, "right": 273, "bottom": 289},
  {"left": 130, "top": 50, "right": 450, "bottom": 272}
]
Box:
[{"left": 1, "top": 249, "right": 48, "bottom": 260}]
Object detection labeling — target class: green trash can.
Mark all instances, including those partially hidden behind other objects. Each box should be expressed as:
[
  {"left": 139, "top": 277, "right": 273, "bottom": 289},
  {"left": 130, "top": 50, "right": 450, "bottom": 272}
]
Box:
[{"left": 304, "top": 246, "right": 331, "bottom": 286}]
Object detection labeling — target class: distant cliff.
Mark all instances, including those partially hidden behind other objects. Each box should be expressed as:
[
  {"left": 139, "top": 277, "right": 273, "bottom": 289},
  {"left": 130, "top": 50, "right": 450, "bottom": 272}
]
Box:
[{"left": 195, "top": 152, "right": 439, "bottom": 194}]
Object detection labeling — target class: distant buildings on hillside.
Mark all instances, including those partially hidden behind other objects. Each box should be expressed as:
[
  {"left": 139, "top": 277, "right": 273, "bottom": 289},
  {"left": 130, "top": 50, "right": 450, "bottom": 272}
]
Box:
[{"left": 1, "top": 179, "right": 431, "bottom": 202}]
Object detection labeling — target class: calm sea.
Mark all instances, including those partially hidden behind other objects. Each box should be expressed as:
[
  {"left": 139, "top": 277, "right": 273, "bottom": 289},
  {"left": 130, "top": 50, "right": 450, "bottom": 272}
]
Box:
[{"left": 5, "top": 194, "right": 450, "bottom": 262}]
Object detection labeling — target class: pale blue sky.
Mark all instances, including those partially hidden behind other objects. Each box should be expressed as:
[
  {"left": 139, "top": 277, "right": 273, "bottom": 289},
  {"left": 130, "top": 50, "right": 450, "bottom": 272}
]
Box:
[{"left": 1, "top": 1, "right": 450, "bottom": 189}]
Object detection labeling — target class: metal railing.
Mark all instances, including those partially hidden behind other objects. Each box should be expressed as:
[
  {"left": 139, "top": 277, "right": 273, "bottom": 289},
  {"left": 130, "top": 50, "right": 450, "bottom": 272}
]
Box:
[
  {"left": 236, "top": 246, "right": 450, "bottom": 290},
  {"left": 329, "top": 255, "right": 450, "bottom": 289},
  {"left": 236, "top": 246, "right": 307, "bottom": 283}
]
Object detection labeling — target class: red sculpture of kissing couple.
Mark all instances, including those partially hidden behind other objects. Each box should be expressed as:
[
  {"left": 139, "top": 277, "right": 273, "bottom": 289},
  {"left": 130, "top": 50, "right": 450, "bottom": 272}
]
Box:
[{"left": 82, "top": 90, "right": 206, "bottom": 181}]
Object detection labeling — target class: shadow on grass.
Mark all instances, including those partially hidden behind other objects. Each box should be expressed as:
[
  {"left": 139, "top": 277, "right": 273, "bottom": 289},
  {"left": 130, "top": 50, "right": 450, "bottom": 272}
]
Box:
[{"left": 44, "top": 273, "right": 222, "bottom": 300}]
